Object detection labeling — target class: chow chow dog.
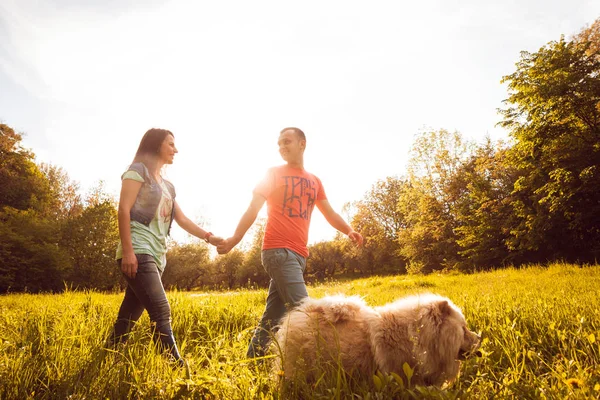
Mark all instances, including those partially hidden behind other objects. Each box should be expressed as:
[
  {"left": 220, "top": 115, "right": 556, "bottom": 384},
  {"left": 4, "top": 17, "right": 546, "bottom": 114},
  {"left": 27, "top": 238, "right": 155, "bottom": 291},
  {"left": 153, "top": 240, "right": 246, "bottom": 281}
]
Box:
[{"left": 274, "top": 293, "right": 481, "bottom": 387}]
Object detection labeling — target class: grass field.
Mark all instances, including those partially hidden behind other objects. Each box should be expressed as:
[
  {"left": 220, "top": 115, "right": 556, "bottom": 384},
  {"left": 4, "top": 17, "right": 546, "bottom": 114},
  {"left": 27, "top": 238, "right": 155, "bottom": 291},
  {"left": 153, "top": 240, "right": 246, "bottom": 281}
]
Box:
[{"left": 1, "top": 263, "right": 599, "bottom": 399}]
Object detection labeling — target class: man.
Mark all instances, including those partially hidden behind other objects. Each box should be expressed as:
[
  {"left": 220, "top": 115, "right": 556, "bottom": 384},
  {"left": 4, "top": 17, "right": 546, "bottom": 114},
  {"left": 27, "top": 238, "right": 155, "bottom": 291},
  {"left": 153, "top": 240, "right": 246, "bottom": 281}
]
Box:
[{"left": 217, "top": 127, "right": 363, "bottom": 358}]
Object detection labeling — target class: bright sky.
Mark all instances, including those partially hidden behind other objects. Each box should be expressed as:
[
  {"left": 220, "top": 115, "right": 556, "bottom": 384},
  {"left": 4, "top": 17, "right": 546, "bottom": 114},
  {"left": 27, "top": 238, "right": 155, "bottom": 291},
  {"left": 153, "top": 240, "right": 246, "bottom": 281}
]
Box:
[{"left": 1, "top": 1, "right": 599, "bottom": 246}]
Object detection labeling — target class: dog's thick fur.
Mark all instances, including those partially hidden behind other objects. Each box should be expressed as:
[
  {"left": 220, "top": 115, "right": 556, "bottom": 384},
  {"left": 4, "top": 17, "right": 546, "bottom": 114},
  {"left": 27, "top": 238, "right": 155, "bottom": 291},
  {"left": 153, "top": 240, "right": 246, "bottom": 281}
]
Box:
[{"left": 274, "top": 294, "right": 480, "bottom": 387}]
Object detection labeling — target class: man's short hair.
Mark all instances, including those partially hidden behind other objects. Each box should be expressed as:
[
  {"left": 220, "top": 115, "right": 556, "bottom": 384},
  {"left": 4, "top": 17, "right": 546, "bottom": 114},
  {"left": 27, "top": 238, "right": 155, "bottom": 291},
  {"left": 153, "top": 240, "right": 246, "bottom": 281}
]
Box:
[{"left": 280, "top": 127, "right": 306, "bottom": 141}]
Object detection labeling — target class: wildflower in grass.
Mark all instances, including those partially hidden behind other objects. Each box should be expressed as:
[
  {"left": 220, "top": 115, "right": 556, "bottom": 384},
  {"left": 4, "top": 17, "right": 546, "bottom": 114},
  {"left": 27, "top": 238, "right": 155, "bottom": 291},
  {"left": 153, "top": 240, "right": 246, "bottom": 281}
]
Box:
[{"left": 565, "top": 378, "right": 584, "bottom": 389}]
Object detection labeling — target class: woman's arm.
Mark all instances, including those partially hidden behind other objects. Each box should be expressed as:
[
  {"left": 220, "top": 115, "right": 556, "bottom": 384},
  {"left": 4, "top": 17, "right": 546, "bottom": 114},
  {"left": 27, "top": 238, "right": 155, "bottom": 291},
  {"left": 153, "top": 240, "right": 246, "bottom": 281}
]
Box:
[
  {"left": 118, "top": 179, "right": 143, "bottom": 278},
  {"left": 173, "top": 200, "right": 223, "bottom": 245}
]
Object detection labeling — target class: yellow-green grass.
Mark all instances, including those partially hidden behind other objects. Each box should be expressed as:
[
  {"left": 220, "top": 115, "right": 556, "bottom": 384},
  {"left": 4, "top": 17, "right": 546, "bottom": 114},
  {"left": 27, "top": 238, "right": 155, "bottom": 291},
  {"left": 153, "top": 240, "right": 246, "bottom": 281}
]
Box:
[{"left": 1, "top": 263, "right": 599, "bottom": 399}]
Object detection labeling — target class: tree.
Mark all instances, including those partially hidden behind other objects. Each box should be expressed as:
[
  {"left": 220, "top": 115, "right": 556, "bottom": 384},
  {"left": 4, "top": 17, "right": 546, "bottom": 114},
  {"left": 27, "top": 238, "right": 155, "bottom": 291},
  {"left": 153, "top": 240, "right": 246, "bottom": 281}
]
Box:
[
  {"left": 162, "top": 242, "right": 211, "bottom": 290},
  {"left": 39, "top": 163, "right": 83, "bottom": 220},
  {"left": 397, "top": 184, "right": 458, "bottom": 273},
  {"left": 60, "top": 183, "right": 120, "bottom": 290},
  {"left": 574, "top": 17, "right": 600, "bottom": 60},
  {"left": 407, "top": 129, "right": 473, "bottom": 204},
  {"left": 0, "top": 123, "right": 74, "bottom": 292},
  {"left": 351, "top": 177, "right": 408, "bottom": 275},
  {"left": 214, "top": 250, "right": 245, "bottom": 289},
  {"left": 307, "top": 239, "right": 347, "bottom": 280},
  {"left": 0, "top": 208, "right": 69, "bottom": 292},
  {"left": 499, "top": 33, "right": 600, "bottom": 262},
  {"left": 452, "top": 140, "right": 517, "bottom": 270},
  {"left": 0, "top": 124, "right": 52, "bottom": 213},
  {"left": 397, "top": 129, "right": 472, "bottom": 272}
]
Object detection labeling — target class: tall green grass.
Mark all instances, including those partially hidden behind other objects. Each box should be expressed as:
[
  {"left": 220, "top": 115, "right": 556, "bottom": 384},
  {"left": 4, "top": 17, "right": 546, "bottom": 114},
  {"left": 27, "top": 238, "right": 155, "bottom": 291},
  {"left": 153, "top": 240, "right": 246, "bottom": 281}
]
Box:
[{"left": 1, "top": 263, "right": 598, "bottom": 399}]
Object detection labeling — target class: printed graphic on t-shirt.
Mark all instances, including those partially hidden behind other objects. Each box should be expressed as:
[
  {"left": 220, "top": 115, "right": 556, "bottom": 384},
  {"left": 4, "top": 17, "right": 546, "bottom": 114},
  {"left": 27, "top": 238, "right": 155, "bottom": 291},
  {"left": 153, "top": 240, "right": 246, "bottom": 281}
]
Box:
[
  {"left": 160, "top": 196, "right": 172, "bottom": 223},
  {"left": 281, "top": 175, "right": 317, "bottom": 220},
  {"left": 159, "top": 182, "right": 173, "bottom": 224}
]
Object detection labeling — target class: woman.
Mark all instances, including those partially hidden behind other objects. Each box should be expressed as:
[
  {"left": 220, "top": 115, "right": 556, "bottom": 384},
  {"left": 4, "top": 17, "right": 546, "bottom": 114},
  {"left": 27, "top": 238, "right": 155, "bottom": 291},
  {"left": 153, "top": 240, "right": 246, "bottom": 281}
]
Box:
[{"left": 109, "top": 128, "right": 221, "bottom": 367}]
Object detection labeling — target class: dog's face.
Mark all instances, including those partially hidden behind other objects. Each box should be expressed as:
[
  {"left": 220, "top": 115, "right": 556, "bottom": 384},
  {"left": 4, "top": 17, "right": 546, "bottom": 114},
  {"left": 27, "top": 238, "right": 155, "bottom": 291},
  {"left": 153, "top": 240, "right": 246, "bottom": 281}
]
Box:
[
  {"left": 457, "top": 326, "right": 481, "bottom": 360},
  {"left": 429, "top": 299, "right": 481, "bottom": 361}
]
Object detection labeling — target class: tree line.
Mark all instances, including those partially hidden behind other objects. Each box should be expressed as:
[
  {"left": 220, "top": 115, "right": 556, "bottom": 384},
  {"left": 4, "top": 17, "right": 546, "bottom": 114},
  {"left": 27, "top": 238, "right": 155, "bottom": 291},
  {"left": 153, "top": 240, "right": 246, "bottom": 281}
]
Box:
[
  {"left": 349, "top": 19, "right": 600, "bottom": 273},
  {"left": 1, "top": 19, "right": 598, "bottom": 292}
]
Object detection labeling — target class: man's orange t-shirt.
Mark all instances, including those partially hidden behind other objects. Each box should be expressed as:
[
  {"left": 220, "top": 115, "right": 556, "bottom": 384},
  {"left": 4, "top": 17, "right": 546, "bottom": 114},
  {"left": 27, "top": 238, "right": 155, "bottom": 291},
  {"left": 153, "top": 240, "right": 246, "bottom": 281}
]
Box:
[{"left": 254, "top": 165, "right": 327, "bottom": 258}]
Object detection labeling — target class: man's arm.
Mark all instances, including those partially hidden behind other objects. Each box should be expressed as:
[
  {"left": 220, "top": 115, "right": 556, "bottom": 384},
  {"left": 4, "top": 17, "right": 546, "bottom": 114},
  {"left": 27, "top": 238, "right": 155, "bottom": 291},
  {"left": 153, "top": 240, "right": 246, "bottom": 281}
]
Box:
[
  {"left": 316, "top": 199, "right": 364, "bottom": 246},
  {"left": 217, "top": 192, "right": 266, "bottom": 254}
]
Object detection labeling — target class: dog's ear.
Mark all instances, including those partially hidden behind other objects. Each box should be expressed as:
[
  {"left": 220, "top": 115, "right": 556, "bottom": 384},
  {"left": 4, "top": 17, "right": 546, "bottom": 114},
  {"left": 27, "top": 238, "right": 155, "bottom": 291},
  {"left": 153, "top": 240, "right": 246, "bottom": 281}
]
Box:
[
  {"left": 437, "top": 300, "right": 452, "bottom": 316},
  {"left": 430, "top": 300, "right": 452, "bottom": 324}
]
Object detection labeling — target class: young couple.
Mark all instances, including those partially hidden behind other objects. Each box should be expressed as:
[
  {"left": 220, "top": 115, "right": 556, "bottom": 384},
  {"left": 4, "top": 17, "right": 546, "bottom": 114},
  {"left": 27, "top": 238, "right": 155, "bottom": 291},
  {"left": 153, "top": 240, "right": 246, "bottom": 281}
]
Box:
[{"left": 109, "top": 127, "right": 363, "bottom": 366}]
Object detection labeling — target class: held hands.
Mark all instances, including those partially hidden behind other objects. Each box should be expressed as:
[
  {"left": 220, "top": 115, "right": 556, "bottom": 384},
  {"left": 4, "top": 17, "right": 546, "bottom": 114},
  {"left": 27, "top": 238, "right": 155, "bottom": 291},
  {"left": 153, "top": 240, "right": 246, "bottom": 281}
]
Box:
[
  {"left": 216, "top": 237, "right": 238, "bottom": 255},
  {"left": 348, "top": 230, "right": 364, "bottom": 246},
  {"left": 207, "top": 235, "right": 224, "bottom": 246}
]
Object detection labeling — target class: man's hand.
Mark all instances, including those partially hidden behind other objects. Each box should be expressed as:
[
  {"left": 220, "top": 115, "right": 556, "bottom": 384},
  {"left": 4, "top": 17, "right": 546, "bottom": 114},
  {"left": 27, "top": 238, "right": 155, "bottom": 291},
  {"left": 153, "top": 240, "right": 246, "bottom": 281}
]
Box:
[
  {"left": 217, "top": 237, "right": 237, "bottom": 254},
  {"left": 348, "top": 230, "right": 364, "bottom": 246},
  {"left": 121, "top": 252, "right": 138, "bottom": 279}
]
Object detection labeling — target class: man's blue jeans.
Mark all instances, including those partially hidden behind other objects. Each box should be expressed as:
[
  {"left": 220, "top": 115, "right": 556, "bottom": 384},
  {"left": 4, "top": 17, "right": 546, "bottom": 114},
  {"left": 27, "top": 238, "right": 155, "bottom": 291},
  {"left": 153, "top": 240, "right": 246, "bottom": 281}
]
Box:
[
  {"left": 247, "top": 248, "right": 308, "bottom": 358},
  {"left": 109, "top": 254, "right": 182, "bottom": 363}
]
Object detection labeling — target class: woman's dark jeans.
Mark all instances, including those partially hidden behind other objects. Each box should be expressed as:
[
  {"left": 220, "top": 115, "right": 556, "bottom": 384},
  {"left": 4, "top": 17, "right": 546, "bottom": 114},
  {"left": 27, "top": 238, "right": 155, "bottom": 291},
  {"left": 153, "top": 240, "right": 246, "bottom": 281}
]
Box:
[{"left": 109, "top": 254, "right": 182, "bottom": 363}]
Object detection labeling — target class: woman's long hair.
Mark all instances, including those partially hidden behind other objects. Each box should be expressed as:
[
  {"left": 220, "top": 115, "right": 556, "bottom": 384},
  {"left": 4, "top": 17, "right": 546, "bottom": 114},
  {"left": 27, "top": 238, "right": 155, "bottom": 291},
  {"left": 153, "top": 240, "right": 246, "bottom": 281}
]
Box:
[{"left": 132, "top": 128, "right": 174, "bottom": 171}]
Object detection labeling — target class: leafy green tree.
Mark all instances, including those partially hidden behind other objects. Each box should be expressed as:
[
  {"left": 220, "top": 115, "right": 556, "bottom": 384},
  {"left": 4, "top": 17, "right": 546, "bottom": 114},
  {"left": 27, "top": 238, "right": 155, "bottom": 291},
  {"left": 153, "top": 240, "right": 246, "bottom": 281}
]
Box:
[
  {"left": 350, "top": 177, "right": 408, "bottom": 274},
  {"left": 214, "top": 249, "right": 245, "bottom": 289},
  {"left": 452, "top": 139, "right": 517, "bottom": 270},
  {"left": 60, "top": 183, "right": 120, "bottom": 290},
  {"left": 398, "top": 129, "right": 472, "bottom": 272},
  {"left": 499, "top": 33, "right": 600, "bottom": 262},
  {"left": 575, "top": 18, "right": 600, "bottom": 59},
  {"left": 0, "top": 124, "right": 52, "bottom": 213},
  {"left": 162, "top": 242, "right": 211, "bottom": 290},
  {"left": 407, "top": 129, "right": 474, "bottom": 203},
  {"left": 348, "top": 205, "right": 384, "bottom": 276},
  {"left": 0, "top": 124, "right": 74, "bottom": 292},
  {"left": 397, "top": 184, "right": 458, "bottom": 273},
  {"left": 0, "top": 208, "right": 69, "bottom": 292},
  {"left": 307, "top": 239, "right": 347, "bottom": 280},
  {"left": 0, "top": 124, "right": 123, "bottom": 292},
  {"left": 39, "top": 163, "right": 83, "bottom": 220}
]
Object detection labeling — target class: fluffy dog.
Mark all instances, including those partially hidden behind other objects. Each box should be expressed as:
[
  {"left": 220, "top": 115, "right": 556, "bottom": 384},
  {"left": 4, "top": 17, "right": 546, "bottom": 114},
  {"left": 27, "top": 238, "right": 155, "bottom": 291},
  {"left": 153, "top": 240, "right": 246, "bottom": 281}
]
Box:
[{"left": 273, "top": 293, "right": 480, "bottom": 387}]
